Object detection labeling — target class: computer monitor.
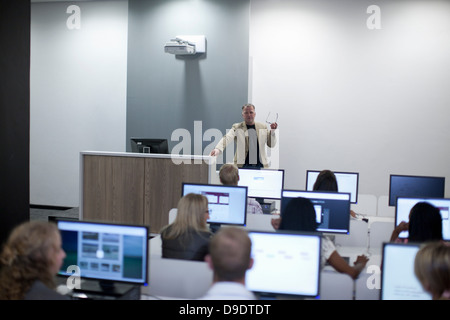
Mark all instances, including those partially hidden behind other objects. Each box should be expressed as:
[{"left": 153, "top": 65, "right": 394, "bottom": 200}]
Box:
[
  {"left": 182, "top": 183, "right": 248, "bottom": 228},
  {"left": 306, "top": 170, "right": 359, "bottom": 204},
  {"left": 238, "top": 168, "right": 285, "bottom": 200},
  {"left": 395, "top": 197, "right": 450, "bottom": 240},
  {"left": 381, "top": 242, "right": 431, "bottom": 300},
  {"left": 388, "top": 174, "right": 445, "bottom": 207},
  {"left": 130, "top": 138, "right": 169, "bottom": 154},
  {"left": 281, "top": 190, "right": 351, "bottom": 234},
  {"left": 246, "top": 230, "right": 321, "bottom": 299},
  {"left": 57, "top": 220, "right": 149, "bottom": 293}
]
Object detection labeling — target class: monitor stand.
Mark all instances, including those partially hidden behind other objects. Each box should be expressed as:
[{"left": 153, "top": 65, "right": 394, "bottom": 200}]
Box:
[
  {"left": 256, "top": 198, "right": 275, "bottom": 214},
  {"left": 71, "top": 279, "right": 140, "bottom": 300},
  {"left": 209, "top": 223, "right": 221, "bottom": 234}
]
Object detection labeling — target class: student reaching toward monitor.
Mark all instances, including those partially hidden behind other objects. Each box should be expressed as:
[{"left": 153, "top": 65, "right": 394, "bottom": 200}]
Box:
[
  {"left": 390, "top": 201, "right": 443, "bottom": 243},
  {"left": 277, "top": 197, "right": 368, "bottom": 280}
]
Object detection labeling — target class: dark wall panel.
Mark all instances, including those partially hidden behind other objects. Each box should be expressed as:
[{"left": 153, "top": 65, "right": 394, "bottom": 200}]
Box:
[
  {"left": 0, "top": 0, "right": 30, "bottom": 245},
  {"left": 126, "top": 0, "right": 250, "bottom": 156}
]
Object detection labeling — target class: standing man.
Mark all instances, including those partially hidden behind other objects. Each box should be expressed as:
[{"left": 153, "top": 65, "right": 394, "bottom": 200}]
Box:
[{"left": 210, "top": 104, "right": 278, "bottom": 168}]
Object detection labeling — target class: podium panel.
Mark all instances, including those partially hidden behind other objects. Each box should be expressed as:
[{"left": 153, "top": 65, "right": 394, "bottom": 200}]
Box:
[{"left": 81, "top": 152, "right": 212, "bottom": 233}]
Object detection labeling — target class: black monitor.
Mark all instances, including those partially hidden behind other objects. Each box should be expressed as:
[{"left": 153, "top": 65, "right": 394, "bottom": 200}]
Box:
[
  {"left": 381, "top": 242, "right": 431, "bottom": 300},
  {"left": 281, "top": 190, "right": 351, "bottom": 234},
  {"left": 237, "top": 168, "right": 285, "bottom": 200},
  {"left": 395, "top": 196, "right": 449, "bottom": 241},
  {"left": 57, "top": 220, "right": 149, "bottom": 295},
  {"left": 388, "top": 174, "right": 445, "bottom": 207},
  {"left": 306, "top": 170, "right": 359, "bottom": 204},
  {"left": 130, "top": 138, "right": 169, "bottom": 154},
  {"left": 182, "top": 183, "right": 248, "bottom": 230},
  {"left": 246, "top": 230, "right": 321, "bottom": 299}
]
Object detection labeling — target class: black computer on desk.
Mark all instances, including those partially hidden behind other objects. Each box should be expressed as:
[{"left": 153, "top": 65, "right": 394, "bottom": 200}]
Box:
[
  {"left": 182, "top": 182, "right": 248, "bottom": 233},
  {"left": 130, "top": 137, "right": 169, "bottom": 154},
  {"left": 388, "top": 174, "right": 445, "bottom": 206},
  {"left": 237, "top": 168, "right": 285, "bottom": 213},
  {"left": 245, "top": 230, "right": 322, "bottom": 299},
  {"left": 281, "top": 190, "right": 351, "bottom": 235},
  {"left": 56, "top": 219, "right": 149, "bottom": 300}
]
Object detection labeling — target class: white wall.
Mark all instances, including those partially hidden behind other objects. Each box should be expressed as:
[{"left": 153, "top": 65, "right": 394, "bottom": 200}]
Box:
[
  {"left": 249, "top": 0, "right": 450, "bottom": 204},
  {"left": 30, "top": 1, "right": 128, "bottom": 207}
]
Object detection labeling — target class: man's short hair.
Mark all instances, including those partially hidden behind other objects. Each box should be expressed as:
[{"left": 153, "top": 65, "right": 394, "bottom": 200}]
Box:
[
  {"left": 242, "top": 103, "right": 255, "bottom": 110},
  {"left": 209, "top": 227, "right": 252, "bottom": 282},
  {"left": 219, "top": 163, "right": 239, "bottom": 185}
]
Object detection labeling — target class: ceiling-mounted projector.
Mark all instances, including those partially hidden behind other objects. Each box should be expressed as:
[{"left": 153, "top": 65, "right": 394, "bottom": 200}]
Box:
[{"left": 164, "top": 38, "right": 196, "bottom": 55}]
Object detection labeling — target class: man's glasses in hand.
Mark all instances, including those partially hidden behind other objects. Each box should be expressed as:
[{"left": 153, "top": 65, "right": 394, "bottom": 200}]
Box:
[{"left": 266, "top": 112, "right": 278, "bottom": 125}]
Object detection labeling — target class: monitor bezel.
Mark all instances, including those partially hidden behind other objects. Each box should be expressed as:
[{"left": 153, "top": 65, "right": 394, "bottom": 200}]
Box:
[
  {"left": 380, "top": 241, "right": 431, "bottom": 300},
  {"left": 305, "top": 169, "right": 359, "bottom": 204},
  {"left": 388, "top": 174, "right": 446, "bottom": 207},
  {"left": 237, "top": 168, "right": 285, "bottom": 200},
  {"left": 281, "top": 189, "right": 352, "bottom": 235},
  {"left": 56, "top": 219, "right": 150, "bottom": 286},
  {"left": 395, "top": 196, "right": 450, "bottom": 240},
  {"left": 181, "top": 182, "right": 248, "bottom": 227},
  {"left": 130, "top": 137, "right": 169, "bottom": 154},
  {"left": 246, "top": 229, "right": 322, "bottom": 299}
]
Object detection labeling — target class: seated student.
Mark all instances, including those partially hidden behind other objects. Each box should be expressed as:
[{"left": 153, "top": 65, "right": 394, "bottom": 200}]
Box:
[
  {"left": 219, "top": 163, "right": 263, "bottom": 214},
  {"left": 390, "top": 202, "right": 443, "bottom": 243},
  {"left": 278, "top": 197, "right": 368, "bottom": 280},
  {"left": 312, "top": 169, "right": 358, "bottom": 219},
  {"left": 0, "top": 221, "right": 69, "bottom": 300},
  {"left": 271, "top": 169, "right": 358, "bottom": 230},
  {"left": 160, "top": 193, "right": 213, "bottom": 261},
  {"left": 414, "top": 242, "right": 450, "bottom": 300},
  {"left": 200, "top": 227, "right": 256, "bottom": 300}
]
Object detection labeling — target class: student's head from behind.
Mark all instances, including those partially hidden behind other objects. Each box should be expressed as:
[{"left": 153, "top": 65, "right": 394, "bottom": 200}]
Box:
[
  {"left": 313, "top": 170, "right": 338, "bottom": 192},
  {"left": 414, "top": 242, "right": 450, "bottom": 300},
  {"left": 408, "top": 202, "right": 443, "bottom": 242},
  {"left": 0, "top": 221, "right": 66, "bottom": 299},
  {"left": 206, "top": 227, "right": 253, "bottom": 283},
  {"left": 279, "top": 197, "right": 318, "bottom": 232},
  {"left": 219, "top": 163, "right": 239, "bottom": 186},
  {"left": 176, "top": 193, "right": 210, "bottom": 229}
]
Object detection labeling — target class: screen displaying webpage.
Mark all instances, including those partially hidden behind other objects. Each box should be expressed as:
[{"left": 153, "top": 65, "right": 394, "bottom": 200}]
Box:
[
  {"left": 238, "top": 169, "right": 284, "bottom": 199},
  {"left": 246, "top": 231, "right": 321, "bottom": 298},
  {"left": 57, "top": 221, "right": 148, "bottom": 284},
  {"left": 282, "top": 190, "right": 351, "bottom": 234},
  {"left": 182, "top": 183, "right": 247, "bottom": 225}
]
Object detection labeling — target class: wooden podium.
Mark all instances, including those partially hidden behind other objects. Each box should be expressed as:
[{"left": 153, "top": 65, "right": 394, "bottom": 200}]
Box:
[{"left": 80, "top": 152, "right": 215, "bottom": 234}]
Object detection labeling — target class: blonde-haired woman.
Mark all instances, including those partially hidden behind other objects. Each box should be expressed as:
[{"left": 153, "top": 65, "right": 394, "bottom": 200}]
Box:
[
  {"left": 414, "top": 242, "right": 450, "bottom": 300},
  {"left": 161, "top": 193, "right": 212, "bottom": 261},
  {"left": 0, "top": 221, "right": 68, "bottom": 300}
]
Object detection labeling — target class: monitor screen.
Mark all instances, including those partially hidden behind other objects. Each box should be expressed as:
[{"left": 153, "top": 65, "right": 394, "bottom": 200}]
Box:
[
  {"left": 238, "top": 168, "right": 285, "bottom": 200},
  {"left": 395, "top": 197, "right": 449, "bottom": 240},
  {"left": 130, "top": 138, "right": 169, "bottom": 154},
  {"left": 306, "top": 170, "right": 359, "bottom": 204},
  {"left": 57, "top": 220, "right": 149, "bottom": 286},
  {"left": 281, "top": 190, "right": 351, "bottom": 234},
  {"left": 388, "top": 174, "right": 445, "bottom": 207},
  {"left": 182, "top": 183, "right": 248, "bottom": 226},
  {"left": 246, "top": 230, "right": 321, "bottom": 298},
  {"left": 381, "top": 242, "right": 431, "bottom": 300}
]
